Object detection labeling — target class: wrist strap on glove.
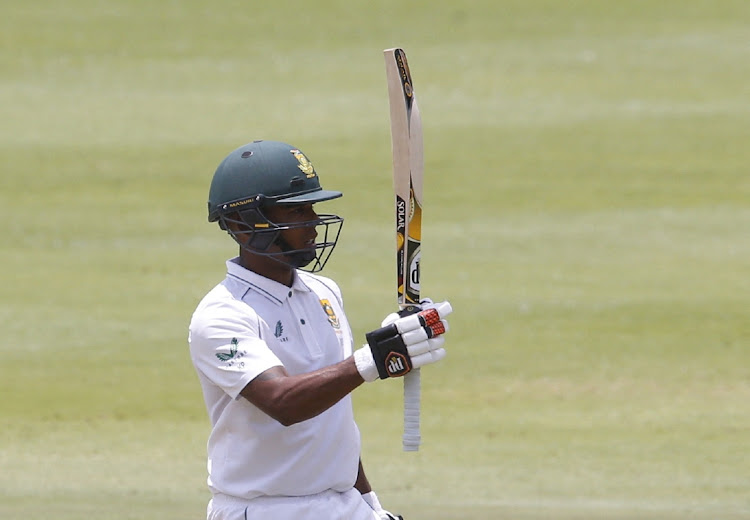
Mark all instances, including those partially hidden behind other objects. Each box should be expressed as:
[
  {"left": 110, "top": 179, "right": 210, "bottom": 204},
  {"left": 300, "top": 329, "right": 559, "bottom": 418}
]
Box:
[{"left": 365, "top": 326, "right": 413, "bottom": 378}]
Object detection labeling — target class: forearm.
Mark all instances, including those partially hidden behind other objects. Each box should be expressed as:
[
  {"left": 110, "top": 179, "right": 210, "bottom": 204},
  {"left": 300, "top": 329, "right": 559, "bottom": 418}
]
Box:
[{"left": 241, "top": 357, "right": 365, "bottom": 426}]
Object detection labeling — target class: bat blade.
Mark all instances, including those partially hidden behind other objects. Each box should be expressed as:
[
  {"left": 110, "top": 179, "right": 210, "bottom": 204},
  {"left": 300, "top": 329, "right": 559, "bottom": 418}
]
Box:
[{"left": 384, "top": 47, "right": 424, "bottom": 452}]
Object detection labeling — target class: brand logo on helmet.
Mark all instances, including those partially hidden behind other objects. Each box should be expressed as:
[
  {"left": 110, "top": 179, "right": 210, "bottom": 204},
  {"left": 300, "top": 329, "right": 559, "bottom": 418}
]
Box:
[
  {"left": 226, "top": 197, "right": 255, "bottom": 209},
  {"left": 290, "top": 150, "right": 316, "bottom": 178}
]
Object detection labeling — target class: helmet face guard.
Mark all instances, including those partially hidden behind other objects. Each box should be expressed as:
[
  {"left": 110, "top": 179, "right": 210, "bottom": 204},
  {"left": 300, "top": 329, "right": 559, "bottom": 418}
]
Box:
[
  {"left": 207, "top": 141, "right": 345, "bottom": 272},
  {"left": 219, "top": 207, "right": 344, "bottom": 273}
]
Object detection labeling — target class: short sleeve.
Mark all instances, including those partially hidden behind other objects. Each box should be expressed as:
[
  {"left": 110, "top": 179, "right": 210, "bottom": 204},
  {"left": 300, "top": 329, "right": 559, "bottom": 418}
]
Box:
[{"left": 189, "top": 300, "right": 282, "bottom": 399}]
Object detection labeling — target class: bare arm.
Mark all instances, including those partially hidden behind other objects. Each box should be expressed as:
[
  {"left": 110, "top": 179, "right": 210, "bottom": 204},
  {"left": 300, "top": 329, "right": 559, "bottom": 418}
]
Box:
[
  {"left": 239, "top": 357, "right": 365, "bottom": 426},
  {"left": 354, "top": 458, "right": 373, "bottom": 494}
]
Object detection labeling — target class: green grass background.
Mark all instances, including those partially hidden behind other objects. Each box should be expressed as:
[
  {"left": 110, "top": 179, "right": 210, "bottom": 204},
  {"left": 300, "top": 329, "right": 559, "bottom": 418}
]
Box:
[{"left": 1, "top": 1, "right": 749, "bottom": 518}]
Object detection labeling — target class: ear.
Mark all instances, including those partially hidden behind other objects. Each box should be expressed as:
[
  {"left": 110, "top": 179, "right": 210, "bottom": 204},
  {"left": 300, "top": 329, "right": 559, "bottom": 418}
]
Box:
[{"left": 219, "top": 212, "right": 249, "bottom": 242}]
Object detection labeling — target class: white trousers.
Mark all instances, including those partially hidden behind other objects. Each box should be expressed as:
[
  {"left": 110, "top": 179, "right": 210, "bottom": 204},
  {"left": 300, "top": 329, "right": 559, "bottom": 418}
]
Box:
[{"left": 207, "top": 489, "right": 380, "bottom": 520}]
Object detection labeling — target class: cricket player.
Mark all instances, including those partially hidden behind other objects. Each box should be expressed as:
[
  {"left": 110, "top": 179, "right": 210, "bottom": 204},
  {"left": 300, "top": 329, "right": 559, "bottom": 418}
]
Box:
[{"left": 188, "top": 140, "right": 452, "bottom": 520}]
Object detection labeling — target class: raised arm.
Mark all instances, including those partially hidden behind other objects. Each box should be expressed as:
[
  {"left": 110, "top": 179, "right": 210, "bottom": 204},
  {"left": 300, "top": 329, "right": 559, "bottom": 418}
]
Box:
[{"left": 239, "top": 358, "right": 363, "bottom": 426}]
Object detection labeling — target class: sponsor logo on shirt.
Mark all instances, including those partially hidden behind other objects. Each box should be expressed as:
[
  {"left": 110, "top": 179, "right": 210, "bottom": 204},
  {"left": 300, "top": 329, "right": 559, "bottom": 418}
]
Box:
[
  {"left": 216, "top": 338, "right": 238, "bottom": 361},
  {"left": 274, "top": 320, "right": 289, "bottom": 343},
  {"left": 216, "top": 338, "right": 246, "bottom": 368}
]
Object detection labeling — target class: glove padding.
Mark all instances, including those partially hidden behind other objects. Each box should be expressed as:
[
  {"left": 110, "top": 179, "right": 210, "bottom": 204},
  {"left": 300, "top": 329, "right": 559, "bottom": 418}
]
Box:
[
  {"left": 354, "top": 300, "right": 451, "bottom": 382},
  {"left": 362, "top": 491, "right": 404, "bottom": 520},
  {"left": 380, "top": 297, "right": 439, "bottom": 327}
]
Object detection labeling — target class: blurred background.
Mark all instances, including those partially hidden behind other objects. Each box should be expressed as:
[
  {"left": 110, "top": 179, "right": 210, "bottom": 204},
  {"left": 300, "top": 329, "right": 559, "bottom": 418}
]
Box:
[{"left": 1, "top": 1, "right": 748, "bottom": 518}]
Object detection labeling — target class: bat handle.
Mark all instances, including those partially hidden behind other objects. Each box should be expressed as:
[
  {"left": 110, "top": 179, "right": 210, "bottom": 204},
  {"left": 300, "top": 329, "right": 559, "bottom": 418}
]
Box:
[{"left": 403, "top": 368, "right": 421, "bottom": 451}]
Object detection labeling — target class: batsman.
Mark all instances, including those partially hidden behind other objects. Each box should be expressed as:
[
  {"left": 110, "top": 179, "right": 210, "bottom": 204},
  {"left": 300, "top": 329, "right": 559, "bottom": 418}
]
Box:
[{"left": 188, "top": 139, "right": 453, "bottom": 520}]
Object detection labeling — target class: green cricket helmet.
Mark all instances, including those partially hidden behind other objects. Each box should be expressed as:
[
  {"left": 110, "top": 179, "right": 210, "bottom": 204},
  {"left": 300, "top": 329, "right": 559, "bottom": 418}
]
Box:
[{"left": 207, "top": 140, "right": 344, "bottom": 272}]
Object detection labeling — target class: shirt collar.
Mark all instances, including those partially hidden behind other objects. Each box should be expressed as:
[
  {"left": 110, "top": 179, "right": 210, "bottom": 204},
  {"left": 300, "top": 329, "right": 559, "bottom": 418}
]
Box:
[{"left": 225, "top": 257, "right": 311, "bottom": 305}]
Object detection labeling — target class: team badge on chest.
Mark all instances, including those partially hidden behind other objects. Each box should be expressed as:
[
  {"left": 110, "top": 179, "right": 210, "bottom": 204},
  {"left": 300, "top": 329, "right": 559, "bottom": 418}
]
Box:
[{"left": 319, "top": 299, "right": 340, "bottom": 329}]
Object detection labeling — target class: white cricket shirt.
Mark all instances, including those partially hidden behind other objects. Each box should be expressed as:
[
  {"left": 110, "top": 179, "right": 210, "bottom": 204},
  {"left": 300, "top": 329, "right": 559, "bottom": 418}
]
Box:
[{"left": 188, "top": 258, "right": 361, "bottom": 500}]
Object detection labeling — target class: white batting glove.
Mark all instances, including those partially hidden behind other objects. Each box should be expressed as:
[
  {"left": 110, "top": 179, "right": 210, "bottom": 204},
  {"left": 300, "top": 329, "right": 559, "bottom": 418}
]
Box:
[
  {"left": 362, "top": 491, "right": 404, "bottom": 520},
  {"left": 354, "top": 301, "right": 451, "bottom": 382},
  {"left": 379, "top": 298, "right": 435, "bottom": 327}
]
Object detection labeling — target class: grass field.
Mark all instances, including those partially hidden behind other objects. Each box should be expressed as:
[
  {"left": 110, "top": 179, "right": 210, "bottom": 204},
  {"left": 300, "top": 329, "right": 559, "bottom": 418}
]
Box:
[{"left": 1, "top": 1, "right": 749, "bottom": 519}]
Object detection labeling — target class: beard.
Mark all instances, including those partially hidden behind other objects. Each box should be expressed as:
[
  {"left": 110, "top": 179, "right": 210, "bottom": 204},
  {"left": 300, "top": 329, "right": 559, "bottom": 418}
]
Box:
[
  {"left": 284, "top": 248, "right": 316, "bottom": 268},
  {"left": 275, "top": 235, "right": 316, "bottom": 268}
]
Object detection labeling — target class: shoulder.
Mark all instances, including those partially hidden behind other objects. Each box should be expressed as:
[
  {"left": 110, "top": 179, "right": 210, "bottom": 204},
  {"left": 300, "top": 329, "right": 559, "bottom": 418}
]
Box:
[
  {"left": 189, "top": 281, "right": 260, "bottom": 339},
  {"left": 298, "top": 271, "right": 343, "bottom": 302}
]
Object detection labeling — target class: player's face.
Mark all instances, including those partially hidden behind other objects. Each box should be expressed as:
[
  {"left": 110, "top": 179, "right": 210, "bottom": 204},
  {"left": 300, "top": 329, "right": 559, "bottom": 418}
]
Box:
[
  {"left": 230, "top": 201, "right": 342, "bottom": 279},
  {"left": 264, "top": 203, "right": 319, "bottom": 253}
]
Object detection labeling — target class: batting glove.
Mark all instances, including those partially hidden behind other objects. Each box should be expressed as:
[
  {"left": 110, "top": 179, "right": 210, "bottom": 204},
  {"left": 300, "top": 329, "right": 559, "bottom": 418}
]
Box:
[
  {"left": 353, "top": 301, "right": 451, "bottom": 382},
  {"left": 362, "top": 491, "right": 404, "bottom": 520},
  {"left": 380, "top": 297, "right": 437, "bottom": 327}
]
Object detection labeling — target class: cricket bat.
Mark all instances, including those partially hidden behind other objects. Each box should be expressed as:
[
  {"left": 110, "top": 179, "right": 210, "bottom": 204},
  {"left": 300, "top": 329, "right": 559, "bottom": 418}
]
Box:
[{"left": 384, "top": 48, "right": 424, "bottom": 452}]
